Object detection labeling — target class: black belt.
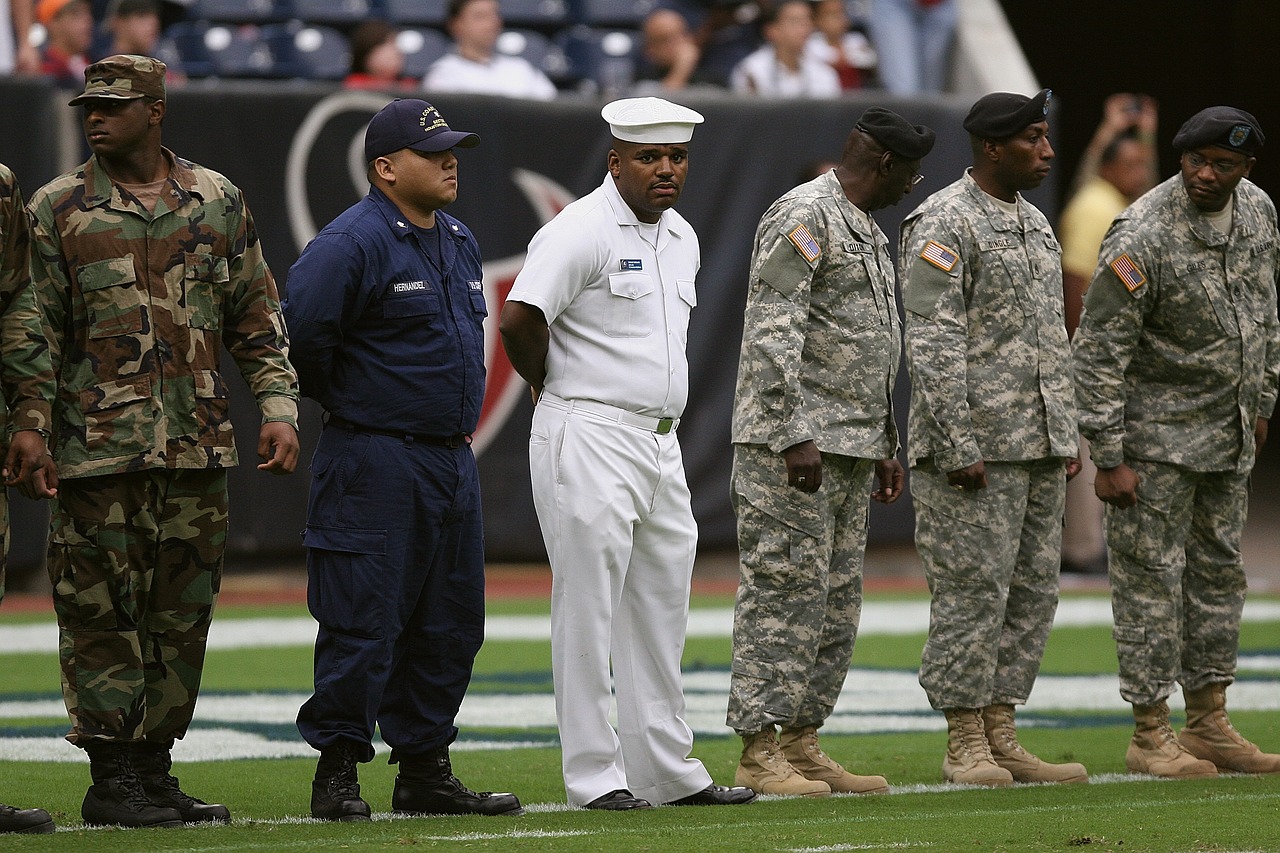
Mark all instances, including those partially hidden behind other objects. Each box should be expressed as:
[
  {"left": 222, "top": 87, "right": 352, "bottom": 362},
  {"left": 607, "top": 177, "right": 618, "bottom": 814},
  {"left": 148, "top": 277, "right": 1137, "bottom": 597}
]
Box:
[{"left": 325, "top": 415, "right": 472, "bottom": 449}]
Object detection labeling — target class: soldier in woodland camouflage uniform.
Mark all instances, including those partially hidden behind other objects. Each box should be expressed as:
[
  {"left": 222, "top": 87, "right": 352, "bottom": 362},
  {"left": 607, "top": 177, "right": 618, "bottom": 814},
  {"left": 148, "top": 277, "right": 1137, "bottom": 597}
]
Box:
[
  {"left": 900, "top": 89, "right": 1086, "bottom": 787},
  {"left": 728, "top": 108, "right": 934, "bottom": 797},
  {"left": 0, "top": 163, "right": 57, "bottom": 835},
  {"left": 27, "top": 55, "right": 301, "bottom": 827},
  {"left": 1073, "top": 106, "right": 1280, "bottom": 779}
]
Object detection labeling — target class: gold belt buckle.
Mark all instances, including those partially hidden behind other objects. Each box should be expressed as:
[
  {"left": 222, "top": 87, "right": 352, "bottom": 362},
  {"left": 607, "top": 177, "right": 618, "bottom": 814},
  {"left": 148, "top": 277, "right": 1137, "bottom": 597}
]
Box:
[{"left": 656, "top": 417, "right": 674, "bottom": 435}]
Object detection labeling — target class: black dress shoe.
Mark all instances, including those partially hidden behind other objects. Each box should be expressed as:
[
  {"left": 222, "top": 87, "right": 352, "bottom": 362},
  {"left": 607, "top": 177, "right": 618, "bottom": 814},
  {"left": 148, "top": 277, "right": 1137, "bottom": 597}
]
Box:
[
  {"left": 0, "top": 803, "right": 55, "bottom": 834},
  {"left": 667, "top": 784, "right": 758, "bottom": 806},
  {"left": 583, "top": 789, "right": 653, "bottom": 810}
]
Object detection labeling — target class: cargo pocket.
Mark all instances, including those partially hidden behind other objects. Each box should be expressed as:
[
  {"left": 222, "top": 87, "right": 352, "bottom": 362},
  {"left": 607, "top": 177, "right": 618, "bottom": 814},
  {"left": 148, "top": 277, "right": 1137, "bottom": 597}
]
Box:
[
  {"left": 80, "top": 379, "right": 151, "bottom": 456},
  {"left": 302, "top": 525, "right": 389, "bottom": 637},
  {"left": 193, "top": 369, "right": 232, "bottom": 446},
  {"left": 184, "top": 253, "right": 229, "bottom": 330},
  {"left": 733, "top": 473, "right": 824, "bottom": 592}
]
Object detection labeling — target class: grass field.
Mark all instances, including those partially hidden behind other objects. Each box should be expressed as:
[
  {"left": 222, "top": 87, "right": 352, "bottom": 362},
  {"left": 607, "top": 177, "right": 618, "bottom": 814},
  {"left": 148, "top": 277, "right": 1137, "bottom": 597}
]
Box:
[{"left": 1, "top": 588, "right": 1278, "bottom": 852}]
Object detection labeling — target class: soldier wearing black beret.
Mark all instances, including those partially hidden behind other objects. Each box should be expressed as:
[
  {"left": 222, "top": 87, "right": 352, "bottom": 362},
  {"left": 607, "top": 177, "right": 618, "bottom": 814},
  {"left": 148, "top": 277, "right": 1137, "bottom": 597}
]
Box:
[
  {"left": 898, "top": 89, "right": 1086, "bottom": 788},
  {"left": 963, "top": 89, "right": 1052, "bottom": 141},
  {"left": 726, "top": 106, "right": 934, "bottom": 798},
  {"left": 1073, "top": 103, "right": 1280, "bottom": 779}
]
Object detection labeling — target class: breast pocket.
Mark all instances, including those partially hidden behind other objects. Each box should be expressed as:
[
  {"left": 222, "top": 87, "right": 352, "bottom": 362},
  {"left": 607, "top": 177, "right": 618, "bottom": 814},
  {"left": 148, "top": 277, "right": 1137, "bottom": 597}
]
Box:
[
  {"left": 184, "top": 253, "right": 229, "bottom": 330},
  {"left": 604, "top": 272, "right": 655, "bottom": 338},
  {"left": 77, "top": 256, "right": 144, "bottom": 338},
  {"left": 382, "top": 287, "right": 440, "bottom": 319}
]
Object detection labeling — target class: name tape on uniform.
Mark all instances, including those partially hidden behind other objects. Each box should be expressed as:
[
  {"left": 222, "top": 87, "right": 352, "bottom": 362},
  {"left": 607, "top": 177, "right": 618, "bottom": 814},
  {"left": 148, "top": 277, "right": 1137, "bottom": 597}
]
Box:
[
  {"left": 787, "top": 224, "right": 822, "bottom": 263},
  {"left": 619, "top": 259, "right": 643, "bottom": 271},
  {"left": 920, "top": 240, "right": 959, "bottom": 272},
  {"left": 1109, "top": 253, "right": 1147, "bottom": 293}
]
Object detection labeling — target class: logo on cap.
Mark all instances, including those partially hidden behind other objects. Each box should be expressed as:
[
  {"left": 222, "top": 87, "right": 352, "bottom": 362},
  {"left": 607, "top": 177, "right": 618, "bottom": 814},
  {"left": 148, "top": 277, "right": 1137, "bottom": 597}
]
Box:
[
  {"left": 420, "top": 106, "right": 447, "bottom": 135},
  {"left": 1230, "top": 125, "right": 1251, "bottom": 148},
  {"left": 1042, "top": 89, "right": 1052, "bottom": 116}
]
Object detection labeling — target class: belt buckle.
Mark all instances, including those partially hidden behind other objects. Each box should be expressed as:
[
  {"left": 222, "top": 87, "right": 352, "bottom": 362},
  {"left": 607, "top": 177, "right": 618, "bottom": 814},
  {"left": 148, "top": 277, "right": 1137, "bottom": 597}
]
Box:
[{"left": 656, "top": 417, "right": 674, "bottom": 435}]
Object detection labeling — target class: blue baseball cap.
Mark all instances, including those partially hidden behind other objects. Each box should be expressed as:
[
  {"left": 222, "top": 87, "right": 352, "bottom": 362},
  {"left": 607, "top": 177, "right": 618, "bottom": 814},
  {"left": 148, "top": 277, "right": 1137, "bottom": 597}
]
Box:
[{"left": 364, "top": 99, "right": 480, "bottom": 162}]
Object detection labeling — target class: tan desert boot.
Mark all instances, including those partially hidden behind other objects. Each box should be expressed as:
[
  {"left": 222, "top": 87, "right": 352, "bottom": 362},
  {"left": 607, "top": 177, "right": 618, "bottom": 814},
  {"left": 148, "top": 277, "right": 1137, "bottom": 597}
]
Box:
[
  {"left": 942, "top": 709, "right": 1014, "bottom": 787},
  {"left": 982, "top": 704, "right": 1087, "bottom": 783},
  {"left": 735, "top": 727, "right": 831, "bottom": 797},
  {"left": 1179, "top": 683, "right": 1280, "bottom": 773},
  {"left": 1126, "top": 701, "right": 1218, "bottom": 779},
  {"left": 779, "top": 725, "right": 889, "bottom": 794}
]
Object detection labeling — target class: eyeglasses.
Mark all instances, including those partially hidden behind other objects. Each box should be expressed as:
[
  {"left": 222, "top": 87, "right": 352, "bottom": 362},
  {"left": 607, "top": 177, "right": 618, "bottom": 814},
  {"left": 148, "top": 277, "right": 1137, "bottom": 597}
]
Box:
[
  {"left": 909, "top": 173, "right": 925, "bottom": 186},
  {"left": 1184, "top": 151, "right": 1245, "bottom": 176}
]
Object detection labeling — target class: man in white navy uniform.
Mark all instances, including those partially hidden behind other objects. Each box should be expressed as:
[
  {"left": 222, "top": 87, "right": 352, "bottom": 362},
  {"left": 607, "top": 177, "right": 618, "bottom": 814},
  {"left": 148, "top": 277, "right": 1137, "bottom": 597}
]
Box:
[{"left": 500, "top": 97, "right": 757, "bottom": 811}]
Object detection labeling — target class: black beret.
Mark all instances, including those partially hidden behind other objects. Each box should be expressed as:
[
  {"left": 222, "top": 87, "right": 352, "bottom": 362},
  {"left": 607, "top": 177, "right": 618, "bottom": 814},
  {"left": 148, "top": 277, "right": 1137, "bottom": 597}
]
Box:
[
  {"left": 1172, "top": 106, "right": 1265, "bottom": 155},
  {"left": 856, "top": 107, "right": 936, "bottom": 160},
  {"left": 963, "top": 88, "right": 1052, "bottom": 139}
]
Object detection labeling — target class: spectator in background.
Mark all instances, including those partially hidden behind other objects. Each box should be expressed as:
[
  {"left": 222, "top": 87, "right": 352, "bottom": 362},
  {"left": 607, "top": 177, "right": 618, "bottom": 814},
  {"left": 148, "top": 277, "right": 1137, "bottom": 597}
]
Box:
[
  {"left": 37, "top": 0, "right": 92, "bottom": 86},
  {"left": 869, "top": 0, "right": 956, "bottom": 95},
  {"left": 1058, "top": 94, "right": 1158, "bottom": 576},
  {"left": 731, "top": 0, "right": 839, "bottom": 97},
  {"left": 423, "top": 0, "right": 556, "bottom": 101},
  {"left": 102, "top": 0, "right": 183, "bottom": 82},
  {"left": 2, "top": 0, "right": 40, "bottom": 74},
  {"left": 633, "top": 7, "right": 718, "bottom": 94},
  {"left": 806, "top": 0, "right": 877, "bottom": 91},
  {"left": 344, "top": 20, "right": 415, "bottom": 90}
]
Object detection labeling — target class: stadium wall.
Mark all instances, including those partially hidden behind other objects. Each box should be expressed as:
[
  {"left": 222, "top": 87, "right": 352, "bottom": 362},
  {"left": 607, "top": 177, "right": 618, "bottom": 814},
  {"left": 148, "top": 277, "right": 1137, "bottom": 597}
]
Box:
[{"left": 0, "top": 81, "right": 1058, "bottom": 563}]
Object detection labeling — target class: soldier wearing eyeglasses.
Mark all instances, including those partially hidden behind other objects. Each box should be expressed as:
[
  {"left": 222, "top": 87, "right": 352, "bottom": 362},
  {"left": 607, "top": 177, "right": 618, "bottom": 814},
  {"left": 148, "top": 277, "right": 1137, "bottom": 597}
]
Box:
[{"left": 1073, "top": 106, "right": 1280, "bottom": 779}]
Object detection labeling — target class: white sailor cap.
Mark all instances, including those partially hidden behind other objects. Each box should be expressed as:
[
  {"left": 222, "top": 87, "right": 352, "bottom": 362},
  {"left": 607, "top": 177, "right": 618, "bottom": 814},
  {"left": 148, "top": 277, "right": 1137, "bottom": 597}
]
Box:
[{"left": 601, "top": 97, "right": 704, "bottom": 144}]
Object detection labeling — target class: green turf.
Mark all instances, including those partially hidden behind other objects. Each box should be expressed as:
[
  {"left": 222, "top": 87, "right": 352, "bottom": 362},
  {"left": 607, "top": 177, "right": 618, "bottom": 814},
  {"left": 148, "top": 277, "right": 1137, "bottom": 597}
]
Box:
[{"left": 1, "top": 595, "right": 1278, "bottom": 850}]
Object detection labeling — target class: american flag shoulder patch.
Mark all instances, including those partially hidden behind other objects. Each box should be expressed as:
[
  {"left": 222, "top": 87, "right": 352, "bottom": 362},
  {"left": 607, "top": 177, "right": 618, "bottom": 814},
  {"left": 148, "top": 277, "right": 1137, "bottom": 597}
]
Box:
[
  {"left": 787, "top": 224, "right": 822, "bottom": 263},
  {"left": 920, "top": 240, "right": 959, "bottom": 272},
  {"left": 1109, "top": 253, "right": 1147, "bottom": 293}
]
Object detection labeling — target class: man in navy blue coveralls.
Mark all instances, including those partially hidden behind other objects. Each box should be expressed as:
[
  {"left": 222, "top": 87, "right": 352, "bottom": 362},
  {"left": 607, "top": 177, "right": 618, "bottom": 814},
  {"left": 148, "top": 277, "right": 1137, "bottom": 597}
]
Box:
[{"left": 282, "top": 98, "right": 522, "bottom": 821}]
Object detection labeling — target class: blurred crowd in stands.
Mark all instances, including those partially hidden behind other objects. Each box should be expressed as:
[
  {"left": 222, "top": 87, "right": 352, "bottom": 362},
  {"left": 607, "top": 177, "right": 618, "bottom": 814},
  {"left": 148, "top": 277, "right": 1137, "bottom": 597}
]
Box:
[{"left": 0, "top": 0, "right": 958, "bottom": 98}]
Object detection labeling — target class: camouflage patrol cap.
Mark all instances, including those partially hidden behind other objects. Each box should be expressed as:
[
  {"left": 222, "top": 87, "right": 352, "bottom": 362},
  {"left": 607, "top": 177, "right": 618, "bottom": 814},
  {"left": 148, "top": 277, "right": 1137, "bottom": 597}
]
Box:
[{"left": 68, "top": 54, "right": 167, "bottom": 106}]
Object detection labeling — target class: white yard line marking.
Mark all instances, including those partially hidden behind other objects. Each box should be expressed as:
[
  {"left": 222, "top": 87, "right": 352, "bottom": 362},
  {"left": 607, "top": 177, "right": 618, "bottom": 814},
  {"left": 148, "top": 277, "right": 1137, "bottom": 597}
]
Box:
[{"left": 1, "top": 599, "right": 1277, "bottom": 653}]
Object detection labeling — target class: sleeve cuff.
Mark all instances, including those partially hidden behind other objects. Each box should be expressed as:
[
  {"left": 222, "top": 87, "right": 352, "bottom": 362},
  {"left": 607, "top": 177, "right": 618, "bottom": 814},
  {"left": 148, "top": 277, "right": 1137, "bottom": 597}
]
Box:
[
  {"left": 6, "top": 401, "right": 53, "bottom": 434},
  {"left": 1088, "top": 440, "right": 1125, "bottom": 470},
  {"left": 259, "top": 396, "right": 300, "bottom": 430},
  {"left": 932, "top": 441, "right": 981, "bottom": 474}
]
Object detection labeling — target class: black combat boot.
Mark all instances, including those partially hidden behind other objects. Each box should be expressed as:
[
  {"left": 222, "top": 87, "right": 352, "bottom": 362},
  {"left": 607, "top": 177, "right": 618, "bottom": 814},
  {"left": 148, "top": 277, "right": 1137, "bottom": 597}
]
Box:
[
  {"left": 133, "top": 740, "right": 231, "bottom": 822},
  {"left": 82, "top": 742, "right": 184, "bottom": 828},
  {"left": 311, "top": 743, "right": 371, "bottom": 822},
  {"left": 0, "top": 803, "right": 54, "bottom": 834},
  {"left": 391, "top": 746, "right": 523, "bottom": 816}
]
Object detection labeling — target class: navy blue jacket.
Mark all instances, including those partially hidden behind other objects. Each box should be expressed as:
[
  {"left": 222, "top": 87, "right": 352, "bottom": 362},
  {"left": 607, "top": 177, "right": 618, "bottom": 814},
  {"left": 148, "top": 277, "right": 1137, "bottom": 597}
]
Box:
[{"left": 282, "top": 187, "right": 486, "bottom": 436}]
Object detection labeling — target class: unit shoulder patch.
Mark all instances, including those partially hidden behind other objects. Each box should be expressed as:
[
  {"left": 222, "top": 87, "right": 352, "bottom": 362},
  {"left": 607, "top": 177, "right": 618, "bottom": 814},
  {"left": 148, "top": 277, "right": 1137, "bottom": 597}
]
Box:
[
  {"left": 1108, "top": 253, "right": 1147, "bottom": 294},
  {"left": 919, "top": 240, "right": 960, "bottom": 272},
  {"left": 787, "top": 223, "right": 822, "bottom": 264}
]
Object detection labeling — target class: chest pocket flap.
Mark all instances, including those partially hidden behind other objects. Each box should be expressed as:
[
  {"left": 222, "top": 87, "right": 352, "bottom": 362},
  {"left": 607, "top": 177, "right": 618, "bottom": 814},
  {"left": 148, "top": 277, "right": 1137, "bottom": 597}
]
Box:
[{"left": 78, "top": 256, "right": 143, "bottom": 338}]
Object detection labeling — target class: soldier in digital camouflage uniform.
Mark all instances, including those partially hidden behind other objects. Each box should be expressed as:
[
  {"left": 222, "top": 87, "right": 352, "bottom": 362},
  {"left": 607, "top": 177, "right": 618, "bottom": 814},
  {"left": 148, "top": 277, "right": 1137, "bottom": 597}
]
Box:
[
  {"left": 0, "top": 163, "right": 57, "bottom": 835},
  {"left": 728, "top": 108, "right": 934, "bottom": 797},
  {"left": 27, "top": 55, "right": 301, "bottom": 827},
  {"left": 900, "top": 89, "right": 1086, "bottom": 787},
  {"left": 1073, "top": 106, "right": 1280, "bottom": 779}
]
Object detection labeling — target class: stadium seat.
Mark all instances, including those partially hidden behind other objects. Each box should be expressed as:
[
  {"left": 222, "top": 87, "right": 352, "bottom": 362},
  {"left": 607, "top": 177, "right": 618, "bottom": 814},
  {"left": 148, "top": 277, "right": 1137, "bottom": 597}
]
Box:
[
  {"left": 188, "top": 0, "right": 289, "bottom": 25},
  {"left": 555, "top": 25, "right": 639, "bottom": 95},
  {"left": 396, "top": 27, "right": 450, "bottom": 80},
  {"left": 499, "top": 0, "right": 571, "bottom": 30},
  {"left": 263, "top": 22, "right": 351, "bottom": 80},
  {"left": 288, "top": 0, "right": 383, "bottom": 27},
  {"left": 495, "top": 28, "right": 570, "bottom": 83},
  {"left": 157, "top": 21, "right": 215, "bottom": 77},
  {"left": 383, "top": 0, "right": 447, "bottom": 27},
  {"left": 162, "top": 20, "right": 279, "bottom": 78},
  {"left": 576, "top": 0, "right": 662, "bottom": 28}
]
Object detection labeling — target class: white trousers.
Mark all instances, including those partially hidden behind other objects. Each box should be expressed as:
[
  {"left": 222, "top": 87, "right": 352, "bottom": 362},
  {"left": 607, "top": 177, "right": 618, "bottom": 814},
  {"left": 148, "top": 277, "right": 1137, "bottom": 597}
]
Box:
[{"left": 529, "top": 400, "right": 711, "bottom": 806}]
